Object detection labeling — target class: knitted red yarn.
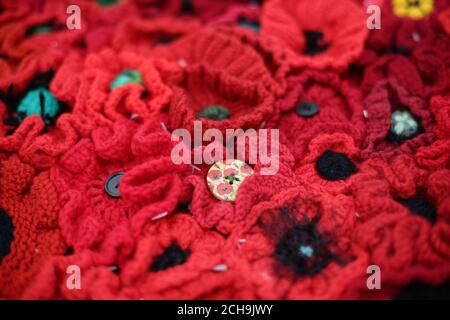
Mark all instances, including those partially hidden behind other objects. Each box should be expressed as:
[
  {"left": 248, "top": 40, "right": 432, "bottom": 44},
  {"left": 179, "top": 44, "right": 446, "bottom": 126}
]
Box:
[
  {"left": 209, "top": 3, "right": 260, "bottom": 29},
  {"left": 364, "top": 0, "right": 450, "bottom": 57},
  {"left": 0, "top": 53, "right": 91, "bottom": 168},
  {"left": 23, "top": 214, "right": 254, "bottom": 299},
  {"left": 51, "top": 118, "right": 186, "bottom": 263},
  {"left": 53, "top": 49, "right": 175, "bottom": 127},
  {"left": 260, "top": 0, "right": 368, "bottom": 71},
  {"left": 112, "top": 17, "right": 202, "bottom": 55},
  {"left": 0, "top": 154, "right": 65, "bottom": 298},
  {"left": 439, "top": 8, "right": 450, "bottom": 36},
  {"left": 166, "top": 64, "right": 274, "bottom": 135},
  {"left": 362, "top": 50, "right": 449, "bottom": 98},
  {"left": 361, "top": 79, "right": 435, "bottom": 161},
  {"left": 1, "top": 0, "right": 450, "bottom": 301},
  {"left": 351, "top": 156, "right": 450, "bottom": 272},
  {"left": 294, "top": 133, "right": 362, "bottom": 196},
  {"left": 151, "top": 27, "right": 286, "bottom": 95},
  {"left": 0, "top": 2, "right": 85, "bottom": 60},
  {"left": 275, "top": 70, "right": 365, "bottom": 162}
]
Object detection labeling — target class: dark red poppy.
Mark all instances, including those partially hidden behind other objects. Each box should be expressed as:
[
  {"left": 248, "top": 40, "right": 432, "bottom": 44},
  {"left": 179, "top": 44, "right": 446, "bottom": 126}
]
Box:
[{"left": 0, "top": 2, "right": 85, "bottom": 59}]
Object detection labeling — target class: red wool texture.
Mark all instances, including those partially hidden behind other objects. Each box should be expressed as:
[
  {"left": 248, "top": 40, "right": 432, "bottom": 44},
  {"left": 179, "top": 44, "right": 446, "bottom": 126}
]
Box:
[
  {"left": 260, "top": 0, "right": 368, "bottom": 71},
  {"left": 274, "top": 70, "right": 365, "bottom": 163},
  {"left": 0, "top": 154, "right": 65, "bottom": 299},
  {"left": 0, "top": 0, "right": 449, "bottom": 300},
  {"left": 362, "top": 79, "right": 435, "bottom": 161}
]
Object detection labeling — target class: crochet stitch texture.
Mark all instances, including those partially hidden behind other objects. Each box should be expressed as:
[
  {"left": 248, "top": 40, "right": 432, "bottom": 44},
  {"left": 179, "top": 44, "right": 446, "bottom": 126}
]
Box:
[{"left": 0, "top": 0, "right": 449, "bottom": 300}]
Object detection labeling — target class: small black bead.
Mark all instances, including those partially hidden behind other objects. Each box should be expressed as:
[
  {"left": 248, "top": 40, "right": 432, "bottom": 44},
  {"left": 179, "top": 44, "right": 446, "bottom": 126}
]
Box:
[
  {"left": 397, "top": 197, "right": 437, "bottom": 224},
  {"left": 150, "top": 242, "right": 191, "bottom": 272},
  {"left": 0, "top": 208, "right": 14, "bottom": 264},
  {"left": 315, "top": 150, "right": 357, "bottom": 181}
]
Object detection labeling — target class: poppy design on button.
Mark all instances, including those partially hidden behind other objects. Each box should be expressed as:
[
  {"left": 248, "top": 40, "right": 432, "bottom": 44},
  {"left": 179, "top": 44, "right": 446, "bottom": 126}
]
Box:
[
  {"left": 104, "top": 172, "right": 124, "bottom": 198},
  {"left": 207, "top": 160, "right": 254, "bottom": 202}
]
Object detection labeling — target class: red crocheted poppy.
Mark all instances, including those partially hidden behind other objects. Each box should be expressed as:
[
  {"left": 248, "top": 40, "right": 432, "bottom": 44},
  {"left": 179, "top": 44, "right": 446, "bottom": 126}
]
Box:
[
  {"left": 51, "top": 118, "right": 188, "bottom": 263},
  {"left": 275, "top": 70, "right": 365, "bottom": 163},
  {"left": 112, "top": 17, "right": 202, "bottom": 55},
  {"left": 414, "top": 94, "right": 450, "bottom": 171},
  {"left": 166, "top": 65, "right": 274, "bottom": 135},
  {"left": 361, "top": 79, "right": 434, "bottom": 161},
  {"left": 260, "top": 0, "right": 368, "bottom": 71},
  {"left": 209, "top": 3, "right": 261, "bottom": 31},
  {"left": 224, "top": 186, "right": 368, "bottom": 299},
  {"left": 0, "top": 2, "right": 85, "bottom": 60},
  {"left": 0, "top": 154, "right": 66, "bottom": 298},
  {"left": 53, "top": 49, "right": 174, "bottom": 127},
  {"left": 0, "top": 53, "right": 91, "bottom": 168},
  {"left": 351, "top": 155, "right": 450, "bottom": 275},
  {"left": 294, "top": 133, "right": 362, "bottom": 196},
  {"left": 23, "top": 214, "right": 254, "bottom": 299},
  {"left": 152, "top": 27, "right": 284, "bottom": 95},
  {"left": 0, "top": 0, "right": 29, "bottom": 25}
]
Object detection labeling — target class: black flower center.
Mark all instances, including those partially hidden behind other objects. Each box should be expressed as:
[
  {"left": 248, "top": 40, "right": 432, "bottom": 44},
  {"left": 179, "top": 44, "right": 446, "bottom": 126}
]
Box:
[
  {"left": 407, "top": 0, "right": 421, "bottom": 7},
  {"left": 397, "top": 197, "right": 437, "bottom": 224},
  {"left": 150, "top": 242, "right": 191, "bottom": 272},
  {"left": 274, "top": 216, "right": 337, "bottom": 277},
  {"left": 0, "top": 208, "right": 14, "bottom": 265},
  {"left": 315, "top": 150, "right": 357, "bottom": 181},
  {"left": 303, "top": 30, "right": 329, "bottom": 56}
]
